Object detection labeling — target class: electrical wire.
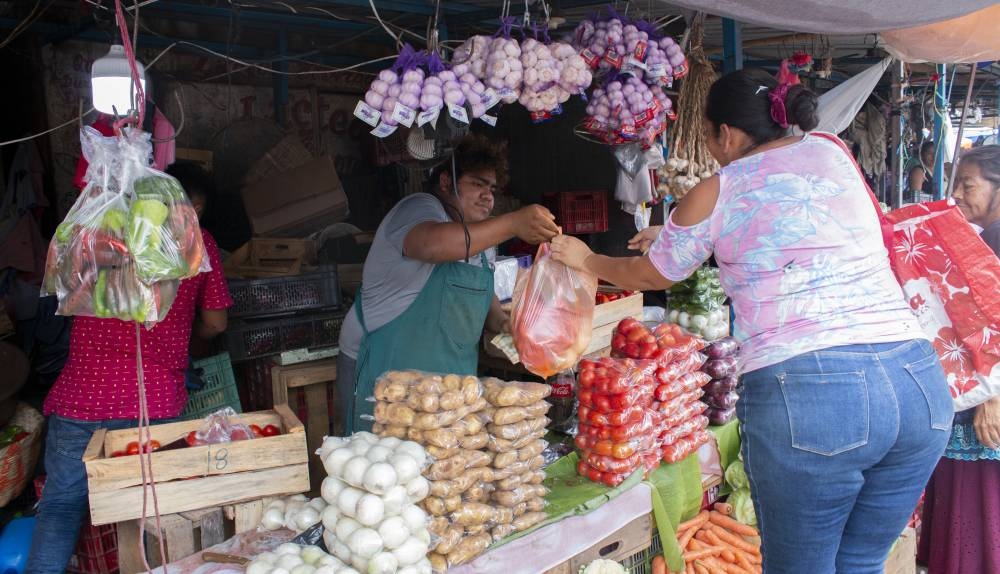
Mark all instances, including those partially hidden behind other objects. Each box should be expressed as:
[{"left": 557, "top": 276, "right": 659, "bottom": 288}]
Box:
[
  {"left": 369, "top": 0, "right": 401, "bottom": 47},
  {"left": 0, "top": 109, "right": 96, "bottom": 147},
  {"left": 0, "top": 0, "right": 54, "bottom": 50}
]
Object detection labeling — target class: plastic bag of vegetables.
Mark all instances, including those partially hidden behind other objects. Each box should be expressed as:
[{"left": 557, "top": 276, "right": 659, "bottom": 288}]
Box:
[
  {"left": 42, "top": 128, "right": 206, "bottom": 324},
  {"left": 666, "top": 266, "right": 728, "bottom": 340},
  {"left": 511, "top": 244, "right": 598, "bottom": 378}
]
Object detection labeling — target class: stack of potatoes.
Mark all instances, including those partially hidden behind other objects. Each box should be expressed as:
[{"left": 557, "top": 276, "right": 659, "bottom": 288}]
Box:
[
  {"left": 481, "top": 377, "right": 552, "bottom": 543},
  {"left": 371, "top": 371, "right": 554, "bottom": 572}
]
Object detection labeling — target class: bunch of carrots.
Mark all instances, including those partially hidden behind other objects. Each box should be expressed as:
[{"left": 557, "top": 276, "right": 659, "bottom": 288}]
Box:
[{"left": 651, "top": 504, "right": 762, "bottom": 574}]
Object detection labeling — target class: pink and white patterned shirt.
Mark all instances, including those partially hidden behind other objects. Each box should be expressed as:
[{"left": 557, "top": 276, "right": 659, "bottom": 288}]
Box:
[{"left": 649, "top": 133, "right": 926, "bottom": 373}]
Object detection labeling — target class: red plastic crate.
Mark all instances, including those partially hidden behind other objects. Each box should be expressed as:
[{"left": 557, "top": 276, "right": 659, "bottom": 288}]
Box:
[
  {"left": 35, "top": 476, "right": 119, "bottom": 573},
  {"left": 543, "top": 191, "right": 609, "bottom": 235}
]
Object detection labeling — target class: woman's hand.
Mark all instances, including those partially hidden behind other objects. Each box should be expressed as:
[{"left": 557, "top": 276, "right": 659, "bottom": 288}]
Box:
[
  {"left": 974, "top": 395, "right": 1000, "bottom": 449},
  {"left": 550, "top": 234, "right": 594, "bottom": 272},
  {"left": 627, "top": 226, "right": 662, "bottom": 253}
]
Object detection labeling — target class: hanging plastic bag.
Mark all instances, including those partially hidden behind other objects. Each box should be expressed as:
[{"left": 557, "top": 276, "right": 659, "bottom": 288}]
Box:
[
  {"left": 510, "top": 244, "right": 598, "bottom": 377},
  {"left": 42, "top": 128, "right": 207, "bottom": 325}
]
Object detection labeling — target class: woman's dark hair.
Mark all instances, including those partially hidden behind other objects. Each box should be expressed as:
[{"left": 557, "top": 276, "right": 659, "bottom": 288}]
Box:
[
  {"left": 705, "top": 68, "right": 820, "bottom": 145},
  {"left": 166, "top": 162, "right": 215, "bottom": 212},
  {"left": 960, "top": 145, "right": 1000, "bottom": 188},
  {"left": 920, "top": 141, "right": 936, "bottom": 155},
  {"left": 428, "top": 134, "right": 508, "bottom": 194}
]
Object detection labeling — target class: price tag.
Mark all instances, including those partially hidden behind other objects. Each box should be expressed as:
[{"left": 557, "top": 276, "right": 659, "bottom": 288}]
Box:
[
  {"left": 497, "top": 87, "right": 517, "bottom": 102},
  {"left": 633, "top": 40, "right": 649, "bottom": 61},
  {"left": 370, "top": 122, "right": 397, "bottom": 138},
  {"left": 391, "top": 102, "right": 417, "bottom": 128},
  {"left": 447, "top": 102, "right": 469, "bottom": 124},
  {"left": 482, "top": 88, "right": 501, "bottom": 110},
  {"left": 580, "top": 48, "right": 601, "bottom": 69},
  {"left": 647, "top": 62, "right": 668, "bottom": 79},
  {"left": 417, "top": 108, "right": 440, "bottom": 128},
  {"left": 353, "top": 101, "right": 381, "bottom": 128},
  {"left": 480, "top": 114, "right": 498, "bottom": 127}
]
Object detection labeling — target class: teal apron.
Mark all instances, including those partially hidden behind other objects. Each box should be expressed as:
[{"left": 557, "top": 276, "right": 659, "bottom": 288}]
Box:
[{"left": 347, "top": 252, "right": 493, "bottom": 433}]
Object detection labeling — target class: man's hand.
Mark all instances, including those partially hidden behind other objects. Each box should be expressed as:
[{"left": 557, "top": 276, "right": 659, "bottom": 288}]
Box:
[
  {"left": 508, "top": 205, "right": 560, "bottom": 245},
  {"left": 974, "top": 395, "right": 1000, "bottom": 449}
]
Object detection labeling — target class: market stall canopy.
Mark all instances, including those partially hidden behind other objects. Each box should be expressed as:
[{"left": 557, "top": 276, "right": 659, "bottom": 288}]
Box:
[
  {"left": 881, "top": 5, "right": 1000, "bottom": 63},
  {"left": 812, "top": 58, "right": 892, "bottom": 136},
  {"left": 658, "top": 0, "right": 996, "bottom": 34}
]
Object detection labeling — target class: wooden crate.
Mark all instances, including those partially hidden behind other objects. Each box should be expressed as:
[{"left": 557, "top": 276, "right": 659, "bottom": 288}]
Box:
[
  {"left": 545, "top": 512, "right": 653, "bottom": 574},
  {"left": 272, "top": 359, "right": 341, "bottom": 495},
  {"left": 117, "top": 507, "right": 226, "bottom": 573},
  {"left": 83, "top": 406, "right": 310, "bottom": 525},
  {"left": 224, "top": 238, "right": 317, "bottom": 278},
  {"left": 585, "top": 288, "right": 644, "bottom": 356}
]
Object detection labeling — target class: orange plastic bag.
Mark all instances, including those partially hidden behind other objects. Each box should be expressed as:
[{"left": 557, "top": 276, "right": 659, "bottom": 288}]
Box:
[{"left": 511, "top": 244, "right": 598, "bottom": 377}]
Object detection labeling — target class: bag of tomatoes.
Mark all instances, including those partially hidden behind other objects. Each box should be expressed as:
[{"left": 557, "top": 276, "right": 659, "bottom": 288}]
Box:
[
  {"left": 577, "top": 357, "right": 657, "bottom": 395},
  {"left": 577, "top": 410, "right": 661, "bottom": 443},
  {"left": 576, "top": 459, "right": 634, "bottom": 487},
  {"left": 511, "top": 244, "right": 598, "bottom": 378}
]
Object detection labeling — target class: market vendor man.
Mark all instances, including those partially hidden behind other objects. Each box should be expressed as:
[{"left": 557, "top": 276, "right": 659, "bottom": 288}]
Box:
[{"left": 337, "top": 134, "right": 560, "bottom": 432}]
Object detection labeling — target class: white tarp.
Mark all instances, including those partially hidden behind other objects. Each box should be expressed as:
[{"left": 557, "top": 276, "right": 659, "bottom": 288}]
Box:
[
  {"left": 811, "top": 58, "right": 892, "bottom": 136},
  {"left": 881, "top": 5, "right": 1000, "bottom": 63},
  {"left": 659, "top": 0, "right": 995, "bottom": 34}
]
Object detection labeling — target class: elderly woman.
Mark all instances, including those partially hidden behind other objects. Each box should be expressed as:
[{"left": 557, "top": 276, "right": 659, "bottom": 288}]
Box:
[{"left": 918, "top": 145, "right": 1000, "bottom": 574}]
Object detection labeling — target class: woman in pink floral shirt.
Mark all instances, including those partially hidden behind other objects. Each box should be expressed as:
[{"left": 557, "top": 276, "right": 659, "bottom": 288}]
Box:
[{"left": 553, "top": 68, "right": 950, "bottom": 573}]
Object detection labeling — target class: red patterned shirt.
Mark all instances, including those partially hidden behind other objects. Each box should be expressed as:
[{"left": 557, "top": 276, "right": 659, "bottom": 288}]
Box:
[{"left": 44, "top": 230, "right": 232, "bottom": 421}]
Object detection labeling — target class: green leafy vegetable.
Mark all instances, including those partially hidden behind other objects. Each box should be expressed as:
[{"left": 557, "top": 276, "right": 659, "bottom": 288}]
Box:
[
  {"left": 729, "top": 488, "right": 757, "bottom": 526},
  {"left": 725, "top": 459, "right": 748, "bottom": 491}
]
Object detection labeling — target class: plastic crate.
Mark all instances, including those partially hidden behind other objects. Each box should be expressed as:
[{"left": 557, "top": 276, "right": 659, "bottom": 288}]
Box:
[
  {"left": 224, "top": 312, "right": 345, "bottom": 362},
  {"left": 543, "top": 191, "right": 609, "bottom": 234},
  {"left": 181, "top": 353, "right": 242, "bottom": 420},
  {"left": 227, "top": 266, "right": 341, "bottom": 319}
]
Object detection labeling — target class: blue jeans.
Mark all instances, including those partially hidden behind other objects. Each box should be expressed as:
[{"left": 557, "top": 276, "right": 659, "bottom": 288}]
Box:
[
  {"left": 26, "top": 416, "right": 137, "bottom": 574},
  {"left": 737, "top": 339, "right": 952, "bottom": 574}
]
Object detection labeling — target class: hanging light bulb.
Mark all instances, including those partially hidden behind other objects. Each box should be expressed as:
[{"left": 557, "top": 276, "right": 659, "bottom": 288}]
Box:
[{"left": 91, "top": 44, "right": 146, "bottom": 115}]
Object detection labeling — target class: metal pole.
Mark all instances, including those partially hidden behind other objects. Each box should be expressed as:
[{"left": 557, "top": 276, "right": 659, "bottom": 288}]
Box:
[
  {"left": 932, "top": 63, "right": 947, "bottom": 200},
  {"left": 722, "top": 18, "right": 743, "bottom": 74},
  {"left": 947, "top": 65, "right": 978, "bottom": 197},
  {"left": 890, "top": 60, "right": 904, "bottom": 208}
]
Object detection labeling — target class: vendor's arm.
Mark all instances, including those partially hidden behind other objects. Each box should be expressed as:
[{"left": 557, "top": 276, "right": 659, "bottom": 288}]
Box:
[
  {"left": 403, "top": 205, "right": 559, "bottom": 263},
  {"left": 485, "top": 295, "right": 510, "bottom": 334},
  {"left": 194, "top": 231, "right": 234, "bottom": 339},
  {"left": 974, "top": 396, "right": 1000, "bottom": 450},
  {"left": 551, "top": 176, "right": 720, "bottom": 291}
]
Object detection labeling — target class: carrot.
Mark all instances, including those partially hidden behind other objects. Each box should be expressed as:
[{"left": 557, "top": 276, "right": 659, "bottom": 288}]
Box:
[
  {"left": 735, "top": 550, "right": 755, "bottom": 571},
  {"left": 708, "top": 524, "right": 762, "bottom": 556},
  {"left": 652, "top": 555, "right": 666, "bottom": 574},
  {"left": 709, "top": 511, "right": 760, "bottom": 537},
  {"left": 699, "top": 557, "right": 752, "bottom": 574},
  {"left": 693, "top": 563, "right": 710, "bottom": 574},
  {"left": 678, "top": 526, "right": 698, "bottom": 551},
  {"left": 683, "top": 546, "right": 726, "bottom": 562},
  {"left": 714, "top": 502, "right": 734, "bottom": 516},
  {"left": 678, "top": 510, "right": 711, "bottom": 533},
  {"left": 700, "top": 529, "right": 737, "bottom": 563},
  {"left": 685, "top": 562, "right": 696, "bottom": 574}
]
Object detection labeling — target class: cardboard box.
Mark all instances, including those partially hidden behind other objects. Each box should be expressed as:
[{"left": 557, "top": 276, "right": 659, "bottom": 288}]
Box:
[
  {"left": 241, "top": 156, "right": 349, "bottom": 238},
  {"left": 884, "top": 528, "right": 917, "bottom": 574},
  {"left": 83, "top": 406, "right": 309, "bottom": 525}
]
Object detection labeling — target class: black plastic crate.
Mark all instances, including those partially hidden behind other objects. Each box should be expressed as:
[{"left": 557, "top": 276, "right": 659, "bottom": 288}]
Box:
[
  {"left": 227, "top": 266, "right": 341, "bottom": 319},
  {"left": 224, "top": 311, "right": 345, "bottom": 362}
]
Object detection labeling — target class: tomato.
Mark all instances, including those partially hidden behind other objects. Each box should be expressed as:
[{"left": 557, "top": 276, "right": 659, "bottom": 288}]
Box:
[
  {"left": 611, "top": 334, "right": 627, "bottom": 352},
  {"left": 125, "top": 441, "right": 140, "bottom": 455},
  {"left": 611, "top": 441, "right": 636, "bottom": 459},
  {"left": 261, "top": 424, "right": 280, "bottom": 437},
  {"left": 601, "top": 472, "right": 624, "bottom": 487},
  {"left": 577, "top": 460, "right": 588, "bottom": 476},
  {"left": 146, "top": 440, "right": 161, "bottom": 452},
  {"left": 578, "top": 405, "right": 592, "bottom": 422},
  {"left": 185, "top": 431, "right": 198, "bottom": 446},
  {"left": 594, "top": 395, "right": 613, "bottom": 413},
  {"left": 592, "top": 440, "right": 613, "bottom": 457},
  {"left": 575, "top": 435, "right": 590, "bottom": 451},
  {"left": 578, "top": 369, "right": 596, "bottom": 389},
  {"left": 249, "top": 424, "right": 264, "bottom": 438},
  {"left": 623, "top": 343, "right": 640, "bottom": 358},
  {"left": 586, "top": 467, "right": 603, "bottom": 483},
  {"left": 111, "top": 450, "right": 125, "bottom": 458},
  {"left": 596, "top": 293, "right": 609, "bottom": 304},
  {"left": 618, "top": 318, "right": 642, "bottom": 333},
  {"left": 638, "top": 342, "right": 658, "bottom": 359}
]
